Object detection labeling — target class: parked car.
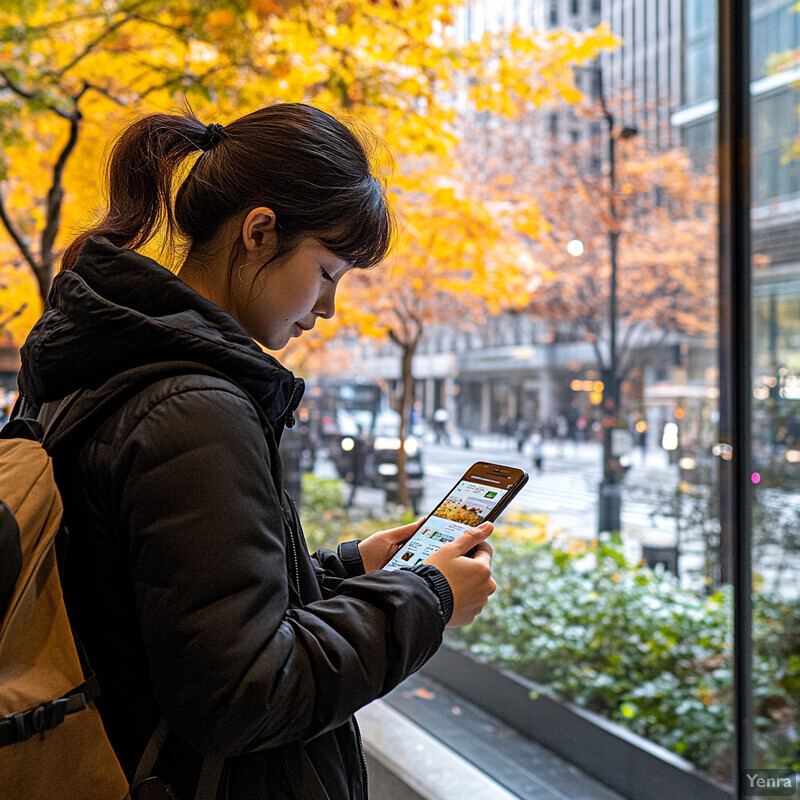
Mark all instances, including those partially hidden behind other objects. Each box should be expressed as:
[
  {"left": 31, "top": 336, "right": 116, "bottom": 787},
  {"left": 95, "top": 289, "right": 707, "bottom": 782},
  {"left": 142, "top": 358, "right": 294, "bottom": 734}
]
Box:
[{"left": 330, "top": 408, "right": 424, "bottom": 511}]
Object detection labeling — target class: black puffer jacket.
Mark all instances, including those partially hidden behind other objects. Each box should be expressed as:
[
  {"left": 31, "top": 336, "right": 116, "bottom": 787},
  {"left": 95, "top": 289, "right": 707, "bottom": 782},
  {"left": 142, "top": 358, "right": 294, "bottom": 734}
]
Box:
[{"left": 18, "top": 237, "right": 453, "bottom": 800}]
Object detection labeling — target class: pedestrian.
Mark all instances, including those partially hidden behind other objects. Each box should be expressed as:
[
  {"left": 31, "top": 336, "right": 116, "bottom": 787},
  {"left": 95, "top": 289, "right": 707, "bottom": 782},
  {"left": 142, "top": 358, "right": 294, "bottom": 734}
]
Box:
[
  {"left": 433, "top": 406, "right": 450, "bottom": 444},
  {"left": 346, "top": 424, "right": 369, "bottom": 506},
  {"left": 16, "top": 103, "right": 496, "bottom": 800},
  {"left": 555, "top": 414, "right": 569, "bottom": 456},
  {"left": 514, "top": 418, "right": 532, "bottom": 453},
  {"left": 531, "top": 429, "right": 544, "bottom": 472}
]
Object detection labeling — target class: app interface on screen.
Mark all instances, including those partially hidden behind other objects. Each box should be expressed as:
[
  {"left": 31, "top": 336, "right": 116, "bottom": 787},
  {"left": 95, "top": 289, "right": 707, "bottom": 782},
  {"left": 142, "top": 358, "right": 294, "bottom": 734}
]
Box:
[{"left": 384, "top": 476, "right": 509, "bottom": 571}]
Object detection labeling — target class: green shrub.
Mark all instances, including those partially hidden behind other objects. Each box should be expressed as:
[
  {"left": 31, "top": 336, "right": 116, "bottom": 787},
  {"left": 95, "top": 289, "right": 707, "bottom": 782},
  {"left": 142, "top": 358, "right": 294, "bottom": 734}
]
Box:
[{"left": 298, "top": 473, "right": 415, "bottom": 553}]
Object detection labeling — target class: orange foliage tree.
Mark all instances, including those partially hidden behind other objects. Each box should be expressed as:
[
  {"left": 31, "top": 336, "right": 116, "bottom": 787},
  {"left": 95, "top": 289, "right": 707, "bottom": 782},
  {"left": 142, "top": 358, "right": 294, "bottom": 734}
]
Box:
[
  {"left": 329, "top": 170, "right": 540, "bottom": 499},
  {"left": 0, "top": 0, "right": 291, "bottom": 309},
  {"left": 460, "top": 99, "right": 717, "bottom": 405}
]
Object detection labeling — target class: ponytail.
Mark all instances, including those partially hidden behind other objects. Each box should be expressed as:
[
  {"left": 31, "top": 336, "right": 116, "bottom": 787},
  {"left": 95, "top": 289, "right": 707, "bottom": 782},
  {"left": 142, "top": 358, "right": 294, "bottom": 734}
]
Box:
[
  {"left": 61, "top": 103, "right": 394, "bottom": 275},
  {"left": 60, "top": 112, "right": 216, "bottom": 270}
]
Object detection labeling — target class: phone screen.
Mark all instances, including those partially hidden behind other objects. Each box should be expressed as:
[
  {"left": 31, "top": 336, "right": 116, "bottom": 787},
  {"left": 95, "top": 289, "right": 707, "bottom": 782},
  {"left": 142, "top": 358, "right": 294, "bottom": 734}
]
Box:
[{"left": 383, "top": 462, "right": 527, "bottom": 571}]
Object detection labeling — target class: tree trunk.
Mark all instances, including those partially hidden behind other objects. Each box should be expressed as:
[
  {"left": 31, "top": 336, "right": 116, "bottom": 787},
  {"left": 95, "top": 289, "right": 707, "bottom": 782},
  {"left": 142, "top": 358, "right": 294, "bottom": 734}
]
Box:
[
  {"left": 395, "top": 339, "right": 417, "bottom": 508},
  {"left": 0, "top": 104, "right": 83, "bottom": 304}
]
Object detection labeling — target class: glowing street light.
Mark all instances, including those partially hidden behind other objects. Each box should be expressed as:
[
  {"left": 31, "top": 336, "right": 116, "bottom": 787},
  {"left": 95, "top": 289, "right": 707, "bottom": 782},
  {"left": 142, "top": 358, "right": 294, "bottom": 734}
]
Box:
[{"left": 567, "top": 239, "right": 585, "bottom": 257}]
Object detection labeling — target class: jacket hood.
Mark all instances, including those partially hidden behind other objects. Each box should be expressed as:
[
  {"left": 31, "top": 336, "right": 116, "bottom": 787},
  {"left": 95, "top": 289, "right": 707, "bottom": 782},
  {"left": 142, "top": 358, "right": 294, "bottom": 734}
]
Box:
[{"left": 19, "top": 237, "right": 303, "bottom": 423}]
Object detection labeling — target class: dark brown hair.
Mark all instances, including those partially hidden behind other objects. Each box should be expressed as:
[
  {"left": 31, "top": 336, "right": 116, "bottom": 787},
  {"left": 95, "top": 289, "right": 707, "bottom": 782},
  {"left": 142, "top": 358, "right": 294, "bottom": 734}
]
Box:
[{"left": 60, "top": 103, "right": 394, "bottom": 273}]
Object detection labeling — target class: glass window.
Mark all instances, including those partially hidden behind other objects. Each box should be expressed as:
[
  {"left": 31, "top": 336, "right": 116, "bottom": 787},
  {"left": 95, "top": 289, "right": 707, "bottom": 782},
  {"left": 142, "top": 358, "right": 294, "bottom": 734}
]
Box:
[
  {"left": 752, "top": 1, "right": 800, "bottom": 78},
  {"left": 295, "top": 2, "right": 797, "bottom": 796},
  {"left": 683, "top": 117, "right": 717, "bottom": 168},
  {"left": 441, "top": 6, "right": 730, "bottom": 787},
  {"left": 685, "top": 0, "right": 714, "bottom": 40},
  {"left": 752, "top": 89, "right": 800, "bottom": 202},
  {"left": 685, "top": 40, "right": 717, "bottom": 105}
]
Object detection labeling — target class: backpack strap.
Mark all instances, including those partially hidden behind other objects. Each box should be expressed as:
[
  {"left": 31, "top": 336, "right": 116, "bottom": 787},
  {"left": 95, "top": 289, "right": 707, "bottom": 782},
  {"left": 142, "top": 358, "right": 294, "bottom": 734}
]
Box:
[
  {"left": 132, "top": 718, "right": 225, "bottom": 800},
  {"left": 195, "top": 753, "right": 226, "bottom": 800},
  {"left": 131, "top": 718, "right": 170, "bottom": 789},
  {"left": 0, "top": 675, "right": 99, "bottom": 748}
]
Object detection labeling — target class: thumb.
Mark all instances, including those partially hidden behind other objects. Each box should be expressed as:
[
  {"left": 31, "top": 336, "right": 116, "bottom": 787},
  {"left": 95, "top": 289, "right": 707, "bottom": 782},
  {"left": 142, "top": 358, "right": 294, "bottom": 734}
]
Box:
[
  {"left": 448, "top": 522, "right": 494, "bottom": 556},
  {"left": 384, "top": 518, "right": 424, "bottom": 542}
]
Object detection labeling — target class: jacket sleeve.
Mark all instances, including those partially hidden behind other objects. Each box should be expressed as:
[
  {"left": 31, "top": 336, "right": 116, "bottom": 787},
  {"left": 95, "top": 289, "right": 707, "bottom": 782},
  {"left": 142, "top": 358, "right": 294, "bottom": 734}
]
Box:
[
  {"left": 114, "top": 386, "right": 446, "bottom": 757},
  {"left": 310, "top": 544, "right": 454, "bottom": 623}
]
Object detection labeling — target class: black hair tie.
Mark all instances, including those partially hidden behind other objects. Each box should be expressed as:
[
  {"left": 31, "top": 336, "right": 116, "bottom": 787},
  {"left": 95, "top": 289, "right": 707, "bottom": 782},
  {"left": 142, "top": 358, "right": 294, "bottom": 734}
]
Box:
[{"left": 198, "top": 122, "right": 228, "bottom": 152}]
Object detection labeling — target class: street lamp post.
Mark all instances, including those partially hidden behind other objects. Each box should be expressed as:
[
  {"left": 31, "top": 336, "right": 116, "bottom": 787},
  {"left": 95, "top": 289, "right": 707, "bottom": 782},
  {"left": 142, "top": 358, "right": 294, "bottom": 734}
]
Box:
[{"left": 592, "top": 65, "right": 638, "bottom": 534}]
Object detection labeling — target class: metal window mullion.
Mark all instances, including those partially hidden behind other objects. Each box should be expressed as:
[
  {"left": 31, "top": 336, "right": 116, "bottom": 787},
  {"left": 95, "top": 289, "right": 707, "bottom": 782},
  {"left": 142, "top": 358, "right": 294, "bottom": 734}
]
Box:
[{"left": 717, "top": 0, "right": 754, "bottom": 796}]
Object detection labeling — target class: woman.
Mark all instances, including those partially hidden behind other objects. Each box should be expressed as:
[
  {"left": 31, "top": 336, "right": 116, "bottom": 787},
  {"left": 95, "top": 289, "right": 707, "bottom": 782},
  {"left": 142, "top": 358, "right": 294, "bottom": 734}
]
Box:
[{"left": 17, "top": 104, "right": 496, "bottom": 799}]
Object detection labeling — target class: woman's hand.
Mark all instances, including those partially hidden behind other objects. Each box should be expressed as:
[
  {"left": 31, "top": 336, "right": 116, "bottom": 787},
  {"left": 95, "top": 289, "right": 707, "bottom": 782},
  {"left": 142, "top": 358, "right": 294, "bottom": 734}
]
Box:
[
  {"left": 425, "top": 522, "right": 496, "bottom": 628},
  {"left": 358, "top": 518, "right": 424, "bottom": 573}
]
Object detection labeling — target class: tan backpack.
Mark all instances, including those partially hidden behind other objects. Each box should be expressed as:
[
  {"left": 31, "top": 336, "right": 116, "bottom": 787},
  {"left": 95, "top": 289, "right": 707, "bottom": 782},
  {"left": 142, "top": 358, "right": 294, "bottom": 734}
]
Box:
[
  {"left": 0, "top": 420, "right": 131, "bottom": 799},
  {"left": 0, "top": 368, "right": 230, "bottom": 799}
]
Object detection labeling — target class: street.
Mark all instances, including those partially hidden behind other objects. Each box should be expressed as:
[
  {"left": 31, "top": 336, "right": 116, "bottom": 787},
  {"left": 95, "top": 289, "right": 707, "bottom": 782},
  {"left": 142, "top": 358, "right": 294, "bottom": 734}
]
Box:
[{"left": 315, "top": 433, "right": 684, "bottom": 571}]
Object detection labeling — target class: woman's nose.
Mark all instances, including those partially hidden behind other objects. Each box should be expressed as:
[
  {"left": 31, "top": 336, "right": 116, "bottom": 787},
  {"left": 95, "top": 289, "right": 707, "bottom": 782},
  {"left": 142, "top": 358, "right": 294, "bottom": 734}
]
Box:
[{"left": 314, "top": 286, "right": 336, "bottom": 319}]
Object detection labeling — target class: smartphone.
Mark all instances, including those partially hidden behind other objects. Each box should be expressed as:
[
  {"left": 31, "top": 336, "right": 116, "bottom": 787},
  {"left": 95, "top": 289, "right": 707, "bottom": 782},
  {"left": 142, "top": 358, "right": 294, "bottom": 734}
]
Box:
[{"left": 383, "top": 461, "right": 529, "bottom": 571}]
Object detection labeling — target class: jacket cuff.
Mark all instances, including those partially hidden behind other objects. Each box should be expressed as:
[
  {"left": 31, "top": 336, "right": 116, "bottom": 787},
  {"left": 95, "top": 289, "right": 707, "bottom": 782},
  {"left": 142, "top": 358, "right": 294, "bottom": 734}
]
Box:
[
  {"left": 406, "top": 565, "right": 454, "bottom": 625},
  {"left": 337, "top": 540, "right": 365, "bottom": 577}
]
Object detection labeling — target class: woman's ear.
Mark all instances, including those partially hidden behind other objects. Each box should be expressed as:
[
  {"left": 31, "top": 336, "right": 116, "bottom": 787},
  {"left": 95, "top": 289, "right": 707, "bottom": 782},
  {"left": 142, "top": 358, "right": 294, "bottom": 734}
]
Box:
[{"left": 242, "top": 207, "right": 277, "bottom": 251}]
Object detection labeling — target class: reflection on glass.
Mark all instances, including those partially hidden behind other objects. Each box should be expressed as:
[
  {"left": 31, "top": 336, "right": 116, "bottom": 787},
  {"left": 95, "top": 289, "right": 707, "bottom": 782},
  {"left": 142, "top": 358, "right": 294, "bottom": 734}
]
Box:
[{"left": 751, "top": 0, "right": 800, "bottom": 769}]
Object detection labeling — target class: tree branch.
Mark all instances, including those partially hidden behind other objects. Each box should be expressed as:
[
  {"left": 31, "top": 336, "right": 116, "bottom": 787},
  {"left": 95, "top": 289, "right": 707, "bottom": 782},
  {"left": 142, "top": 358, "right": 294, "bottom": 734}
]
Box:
[
  {"left": 39, "top": 101, "right": 83, "bottom": 287},
  {"left": 0, "top": 303, "right": 28, "bottom": 333},
  {"left": 0, "top": 188, "right": 38, "bottom": 275},
  {"left": 0, "top": 70, "right": 73, "bottom": 120},
  {"left": 55, "top": 15, "right": 133, "bottom": 80}
]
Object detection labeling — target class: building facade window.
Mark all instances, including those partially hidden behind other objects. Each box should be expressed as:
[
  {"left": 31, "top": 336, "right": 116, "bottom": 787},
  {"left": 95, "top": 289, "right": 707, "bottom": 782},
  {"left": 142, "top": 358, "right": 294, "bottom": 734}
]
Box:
[
  {"left": 751, "top": 0, "right": 800, "bottom": 78},
  {"left": 752, "top": 88, "right": 800, "bottom": 202},
  {"left": 684, "top": 0, "right": 718, "bottom": 105},
  {"left": 682, "top": 116, "right": 717, "bottom": 168}
]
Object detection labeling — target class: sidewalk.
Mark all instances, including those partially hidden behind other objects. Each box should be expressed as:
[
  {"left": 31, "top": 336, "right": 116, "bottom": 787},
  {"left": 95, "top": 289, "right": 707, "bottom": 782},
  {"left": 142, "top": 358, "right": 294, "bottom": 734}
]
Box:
[{"left": 360, "top": 672, "right": 626, "bottom": 800}]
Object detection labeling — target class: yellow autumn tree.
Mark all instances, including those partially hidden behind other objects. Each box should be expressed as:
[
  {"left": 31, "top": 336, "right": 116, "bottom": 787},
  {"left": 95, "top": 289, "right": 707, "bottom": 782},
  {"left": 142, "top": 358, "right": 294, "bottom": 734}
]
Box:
[
  {"left": 0, "top": 0, "right": 285, "bottom": 310},
  {"left": 1, "top": 0, "right": 615, "bottom": 502},
  {"left": 269, "top": 12, "right": 615, "bottom": 503},
  {"left": 260, "top": 6, "right": 616, "bottom": 503},
  {"left": 0, "top": 0, "right": 614, "bottom": 314},
  {"left": 324, "top": 167, "right": 539, "bottom": 500}
]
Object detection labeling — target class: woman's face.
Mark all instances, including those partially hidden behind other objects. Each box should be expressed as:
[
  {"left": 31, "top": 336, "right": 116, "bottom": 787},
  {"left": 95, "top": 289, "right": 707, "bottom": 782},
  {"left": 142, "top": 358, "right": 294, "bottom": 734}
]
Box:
[{"left": 231, "top": 236, "right": 351, "bottom": 351}]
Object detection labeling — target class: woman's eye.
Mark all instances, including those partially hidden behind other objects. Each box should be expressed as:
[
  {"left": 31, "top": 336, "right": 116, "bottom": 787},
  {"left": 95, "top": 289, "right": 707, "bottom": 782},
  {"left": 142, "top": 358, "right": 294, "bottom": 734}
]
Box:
[{"left": 321, "top": 268, "right": 334, "bottom": 282}]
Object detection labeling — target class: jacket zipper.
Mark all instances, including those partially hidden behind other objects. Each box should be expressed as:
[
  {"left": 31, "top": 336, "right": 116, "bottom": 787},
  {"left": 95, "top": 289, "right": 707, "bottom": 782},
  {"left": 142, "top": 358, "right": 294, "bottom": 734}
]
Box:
[
  {"left": 281, "top": 378, "right": 304, "bottom": 429},
  {"left": 284, "top": 492, "right": 302, "bottom": 596},
  {"left": 353, "top": 716, "right": 369, "bottom": 799}
]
